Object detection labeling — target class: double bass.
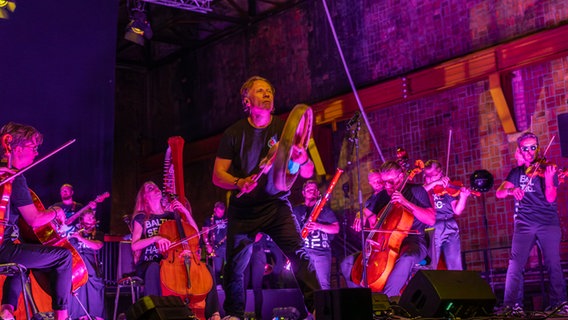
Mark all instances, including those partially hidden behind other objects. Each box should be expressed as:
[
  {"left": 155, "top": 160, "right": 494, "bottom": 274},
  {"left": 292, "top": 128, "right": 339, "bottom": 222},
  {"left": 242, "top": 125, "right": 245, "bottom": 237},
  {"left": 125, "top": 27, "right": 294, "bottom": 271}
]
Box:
[
  {"left": 351, "top": 162, "right": 423, "bottom": 291},
  {"left": 158, "top": 136, "right": 213, "bottom": 320}
]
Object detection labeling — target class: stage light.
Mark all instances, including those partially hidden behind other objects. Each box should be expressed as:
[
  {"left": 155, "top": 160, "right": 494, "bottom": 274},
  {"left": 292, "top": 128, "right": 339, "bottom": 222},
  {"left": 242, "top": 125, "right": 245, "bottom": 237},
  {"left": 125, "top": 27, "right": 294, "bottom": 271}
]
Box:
[
  {"left": 0, "top": 0, "right": 16, "bottom": 20},
  {"left": 124, "top": 1, "right": 152, "bottom": 45}
]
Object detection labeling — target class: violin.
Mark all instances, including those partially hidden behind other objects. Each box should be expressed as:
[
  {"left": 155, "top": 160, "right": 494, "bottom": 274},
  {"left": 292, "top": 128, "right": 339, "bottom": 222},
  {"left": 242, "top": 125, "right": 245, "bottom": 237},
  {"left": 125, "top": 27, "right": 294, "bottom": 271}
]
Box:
[
  {"left": 432, "top": 180, "right": 481, "bottom": 197},
  {"left": 525, "top": 158, "right": 567, "bottom": 183}
]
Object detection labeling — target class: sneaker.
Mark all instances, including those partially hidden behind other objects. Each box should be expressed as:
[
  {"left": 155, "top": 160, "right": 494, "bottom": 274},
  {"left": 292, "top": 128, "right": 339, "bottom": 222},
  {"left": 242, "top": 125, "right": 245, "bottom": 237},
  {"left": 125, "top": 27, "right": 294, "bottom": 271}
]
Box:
[
  {"left": 0, "top": 308, "right": 14, "bottom": 320},
  {"left": 545, "top": 301, "right": 568, "bottom": 316},
  {"left": 494, "top": 303, "right": 525, "bottom": 317}
]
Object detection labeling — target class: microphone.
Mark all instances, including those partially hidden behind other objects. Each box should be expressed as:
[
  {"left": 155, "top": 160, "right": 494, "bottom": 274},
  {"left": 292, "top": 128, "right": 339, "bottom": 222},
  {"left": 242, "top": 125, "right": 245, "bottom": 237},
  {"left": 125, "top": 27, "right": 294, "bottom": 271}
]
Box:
[{"left": 346, "top": 112, "right": 360, "bottom": 129}]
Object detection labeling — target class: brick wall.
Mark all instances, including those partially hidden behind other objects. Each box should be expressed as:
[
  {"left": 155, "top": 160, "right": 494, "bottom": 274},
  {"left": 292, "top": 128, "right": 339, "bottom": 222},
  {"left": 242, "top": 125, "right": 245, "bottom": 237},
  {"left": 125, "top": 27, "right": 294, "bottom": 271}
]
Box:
[
  {"left": 327, "top": 56, "right": 568, "bottom": 273},
  {"left": 114, "top": 0, "right": 568, "bottom": 277}
]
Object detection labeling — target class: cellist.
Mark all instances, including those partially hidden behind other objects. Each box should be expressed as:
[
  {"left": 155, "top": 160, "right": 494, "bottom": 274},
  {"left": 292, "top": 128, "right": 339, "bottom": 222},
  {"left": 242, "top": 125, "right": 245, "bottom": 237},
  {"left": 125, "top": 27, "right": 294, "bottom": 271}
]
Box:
[
  {"left": 341, "top": 160, "right": 435, "bottom": 299},
  {"left": 0, "top": 122, "right": 73, "bottom": 320},
  {"left": 130, "top": 181, "right": 221, "bottom": 320}
]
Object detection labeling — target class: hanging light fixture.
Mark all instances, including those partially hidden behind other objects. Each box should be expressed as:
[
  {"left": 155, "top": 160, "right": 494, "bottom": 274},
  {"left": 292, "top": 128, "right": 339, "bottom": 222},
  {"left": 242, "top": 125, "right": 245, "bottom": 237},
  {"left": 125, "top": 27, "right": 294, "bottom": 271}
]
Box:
[
  {"left": 0, "top": 0, "right": 16, "bottom": 20},
  {"left": 124, "top": 0, "right": 152, "bottom": 45}
]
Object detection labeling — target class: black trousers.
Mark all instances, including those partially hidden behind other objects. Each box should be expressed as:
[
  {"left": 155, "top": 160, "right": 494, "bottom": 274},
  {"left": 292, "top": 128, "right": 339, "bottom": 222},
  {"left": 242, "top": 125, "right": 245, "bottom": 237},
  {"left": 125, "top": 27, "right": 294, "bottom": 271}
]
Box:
[
  {"left": 0, "top": 241, "right": 73, "bottom": 310},
  {"left": 223, "top": 200, "right": 321, "bottom": 318}
]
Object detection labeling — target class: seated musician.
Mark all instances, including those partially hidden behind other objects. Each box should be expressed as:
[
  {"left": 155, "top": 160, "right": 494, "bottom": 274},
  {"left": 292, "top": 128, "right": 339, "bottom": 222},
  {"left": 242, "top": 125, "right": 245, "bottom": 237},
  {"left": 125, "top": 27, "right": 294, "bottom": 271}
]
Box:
[
  {"left": 130, "top": 181, "right": 220, "bottom": 320},
  {"left": 341, "top": 160, "right": 435, "bottom": 299},
  {"left": 0, "top": 122, "right": 73, "bottom": 320},
  {"left": 66, "top": 209, "right": 105, "bottom": 320},
  {"left": 340, "top": 169, "right": 385, "bottom": 287}
]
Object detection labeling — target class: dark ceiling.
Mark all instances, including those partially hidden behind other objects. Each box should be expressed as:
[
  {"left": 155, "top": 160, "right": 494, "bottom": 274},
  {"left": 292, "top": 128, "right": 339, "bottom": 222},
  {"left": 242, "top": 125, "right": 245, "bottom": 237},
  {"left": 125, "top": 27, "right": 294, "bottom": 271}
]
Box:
[{"left": 116, "top": 0, "right": 305, "bottom": 66}]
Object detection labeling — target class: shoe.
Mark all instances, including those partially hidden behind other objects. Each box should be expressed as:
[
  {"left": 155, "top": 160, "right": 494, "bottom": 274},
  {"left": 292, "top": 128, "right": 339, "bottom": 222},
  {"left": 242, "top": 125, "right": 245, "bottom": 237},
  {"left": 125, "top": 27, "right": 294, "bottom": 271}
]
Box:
[
  {"left": 494, "top": 303, "right": 525, "bottom": 317},
  {"left": 545, "top": 301, "right": 568, "bottom": 316},
  {"left": 0, "top": 308, "right": 14, "bottom": 320}
]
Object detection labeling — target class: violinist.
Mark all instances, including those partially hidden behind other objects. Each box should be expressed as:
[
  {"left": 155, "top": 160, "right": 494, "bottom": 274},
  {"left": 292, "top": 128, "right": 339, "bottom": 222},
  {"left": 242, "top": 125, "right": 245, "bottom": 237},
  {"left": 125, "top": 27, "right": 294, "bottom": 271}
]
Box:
[
  {"left": 495, "top": 132, "right": 567, "bottom": 316},
  {"left": 341, "top": 161, "right": 435, "bottom": 298},
  {"left": 0, "top": 122, "right": 73, "bottom": 320},
  {"left": 422, "top": 160, "right": 471, "bottom": 270},
  {"left": 66, "top": 208, "right": 105, "bottom": 320},
  {"left": 130, "top": 181, "right": 221, "bottom": 320}
]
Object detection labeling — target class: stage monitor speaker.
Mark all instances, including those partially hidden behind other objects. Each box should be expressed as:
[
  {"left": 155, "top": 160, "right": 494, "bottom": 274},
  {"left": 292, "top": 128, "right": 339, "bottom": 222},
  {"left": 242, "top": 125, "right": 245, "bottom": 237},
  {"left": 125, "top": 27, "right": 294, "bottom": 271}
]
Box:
[
  {"left": 315, "top": 288, "right": 372, "bottom": 320},
  {"left": 559, "top": 113, "right": 568, "bottom": 158},
  {"left": 398, "top": 270, "right": 496, "bottom": 318},
  {"left": 126, "top": 295, "right": 195, "bottom": 320}
]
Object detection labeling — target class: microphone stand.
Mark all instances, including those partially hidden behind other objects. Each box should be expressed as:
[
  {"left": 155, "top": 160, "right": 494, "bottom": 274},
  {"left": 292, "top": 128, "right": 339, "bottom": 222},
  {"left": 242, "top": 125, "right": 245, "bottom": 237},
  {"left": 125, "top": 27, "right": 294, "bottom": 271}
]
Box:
[
  {"left": 348, "top": 119, "right": 368, "bottom": 288},
  {"left": 341, "top": 182, "right": 350, "bottom": 259}
]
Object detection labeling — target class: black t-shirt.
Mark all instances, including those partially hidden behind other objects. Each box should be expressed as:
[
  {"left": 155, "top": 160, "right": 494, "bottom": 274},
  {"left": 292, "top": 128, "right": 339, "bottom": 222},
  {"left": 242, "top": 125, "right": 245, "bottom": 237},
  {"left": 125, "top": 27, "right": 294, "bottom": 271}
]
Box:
[
  {"left": 505, "top": 166, "right": 559, "bottom": 225},
  {"left": 431, "top": 193, "right": 457, "bottom": 220},
  {"left": 216, "top": 117, "right": 289, "bottom": 216},
  {"left": 4, "top": 174, "right": 34, "bottom": 242},
  {"left": 292, "top": 204, "right": 337, "bottom": 251},
  {"left": 133, "top": 211, "right": 176, "bottom": 263},
  {"left": 51, "top": 201, "right": 84, "bottom": 220},
  {"left": 68, "top": 224, "right": 104, "bottom": 276},
  {"left": 203, "top": 215, "right": 228, "bottom": 248}
]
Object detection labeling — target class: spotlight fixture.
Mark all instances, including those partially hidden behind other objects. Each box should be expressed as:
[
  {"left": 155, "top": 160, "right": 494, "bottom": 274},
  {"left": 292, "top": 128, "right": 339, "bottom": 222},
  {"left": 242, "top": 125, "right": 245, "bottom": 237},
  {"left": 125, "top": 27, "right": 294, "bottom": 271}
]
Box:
[
  {"left": 0, "top": 0, "right": 16, "bottom": 20},
  {"left": 124, "top": 0, "right": 152, "bottom": 45}
]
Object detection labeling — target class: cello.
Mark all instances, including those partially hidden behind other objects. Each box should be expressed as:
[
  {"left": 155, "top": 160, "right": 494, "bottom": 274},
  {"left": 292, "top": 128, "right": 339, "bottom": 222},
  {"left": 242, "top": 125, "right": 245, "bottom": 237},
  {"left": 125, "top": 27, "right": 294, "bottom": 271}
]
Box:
[
  {"left": 159, "top": 136, "right": 213, "bottom": 320},
  {"left": 351, "top": 161, "right": 423, "bottom": 291}
]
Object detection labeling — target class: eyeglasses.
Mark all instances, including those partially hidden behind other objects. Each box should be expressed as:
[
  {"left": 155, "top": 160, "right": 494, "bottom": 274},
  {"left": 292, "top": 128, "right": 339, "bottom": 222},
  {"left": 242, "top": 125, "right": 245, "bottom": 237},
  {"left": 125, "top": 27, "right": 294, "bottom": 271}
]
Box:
[
  {"left": 520, "top": 144, "right": 538, "bottom": 152},
  {"left": 382, "top": 175, "right": 402, "bottom": 187}
]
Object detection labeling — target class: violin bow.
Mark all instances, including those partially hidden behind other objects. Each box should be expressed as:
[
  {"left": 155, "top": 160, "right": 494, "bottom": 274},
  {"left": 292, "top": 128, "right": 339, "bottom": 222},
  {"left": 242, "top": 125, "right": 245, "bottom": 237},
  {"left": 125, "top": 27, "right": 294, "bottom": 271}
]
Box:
[
  {"left": 0, "top": 139, "right": 76, "bottom": 187},
  {"left": 445, "top": 129, "right": 453, "bottom": 176},
  {"left": 168, "top": 224, "right": 218, "bottom": 250}
]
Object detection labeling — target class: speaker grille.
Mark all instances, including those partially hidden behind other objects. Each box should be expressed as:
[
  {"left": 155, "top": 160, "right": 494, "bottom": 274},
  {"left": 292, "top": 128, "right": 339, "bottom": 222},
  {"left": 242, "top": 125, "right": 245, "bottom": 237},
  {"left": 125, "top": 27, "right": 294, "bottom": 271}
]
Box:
[{"left": 399, "top": 270, "right": 496, "bottom": 318}]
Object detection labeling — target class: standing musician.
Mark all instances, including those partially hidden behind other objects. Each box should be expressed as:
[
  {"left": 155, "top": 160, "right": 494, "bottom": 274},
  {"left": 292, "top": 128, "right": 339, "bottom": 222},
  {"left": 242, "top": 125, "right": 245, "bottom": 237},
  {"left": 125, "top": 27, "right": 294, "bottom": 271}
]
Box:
[
  {"left": 292, "top": 180, "right": 339, "bottom": 289},
  {"left": 130, "top": 181, "right": 221, "bottom": 320},
  {"left": 422, "top": 160, "right": 471, "bottom": 270},
  {"left": 202, "top": 201, "right": 228, "bottom": 287},
  {"left": 66, "top": 208, "right": 105, "bottom": 320},
  {"left": 341, "top": 161, "right": 435, "bottom": 298},
  {"left": 0, "top": 122, "right": 73, "bottom": 320},
  {"left": 496, "top": 132, "right": 568, "bottom": 316},
  {"left": 50, "top": 184, "right": 96, "bottom": 225},
  {"left": 212, "top": 76, "right": 321, "bottom": 320},
  {"left": 340, "top": 169, "right": 385, "bottom": 288}
]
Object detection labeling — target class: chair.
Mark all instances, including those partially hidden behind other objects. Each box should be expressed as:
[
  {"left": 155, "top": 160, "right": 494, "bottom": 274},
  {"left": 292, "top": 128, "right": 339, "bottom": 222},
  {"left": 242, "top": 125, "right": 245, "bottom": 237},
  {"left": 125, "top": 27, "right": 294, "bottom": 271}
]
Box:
[
  {"left": 112, "top": 241, "right": 144, "bottom": 320},
  {"left": 0, "top": 263, "right": 32, "bottom": 320}
]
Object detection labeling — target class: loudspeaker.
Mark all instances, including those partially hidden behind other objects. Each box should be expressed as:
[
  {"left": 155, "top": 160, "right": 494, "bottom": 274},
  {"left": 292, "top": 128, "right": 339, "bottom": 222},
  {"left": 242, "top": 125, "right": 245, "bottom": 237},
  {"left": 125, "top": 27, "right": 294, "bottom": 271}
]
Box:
[
  {"left": 398, "top": 270, "right": 496, "bottom": 318},
  {"left": 559, "top": 113, "right": 568, "bottom": 158},
  {"left": 126, "top": 295, "right": 195, "bottom": 320},
  {"left": 314, "top": 288, "right": 373, "bottom": 320}
]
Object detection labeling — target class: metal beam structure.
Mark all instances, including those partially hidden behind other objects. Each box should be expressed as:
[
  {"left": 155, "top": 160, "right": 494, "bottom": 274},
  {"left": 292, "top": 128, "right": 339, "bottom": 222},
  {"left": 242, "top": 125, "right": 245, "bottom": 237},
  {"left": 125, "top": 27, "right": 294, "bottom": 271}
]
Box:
[{"left": 142, "top": 0, "right": 212, "bottom": 13}]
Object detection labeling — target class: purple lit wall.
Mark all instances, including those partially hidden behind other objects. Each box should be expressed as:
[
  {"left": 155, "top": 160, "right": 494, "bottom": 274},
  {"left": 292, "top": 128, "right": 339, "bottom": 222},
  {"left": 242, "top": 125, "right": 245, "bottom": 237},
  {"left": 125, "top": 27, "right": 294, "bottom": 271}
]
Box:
[{"left": 0, "top": 0, "right": 118, "bottom": 232}]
